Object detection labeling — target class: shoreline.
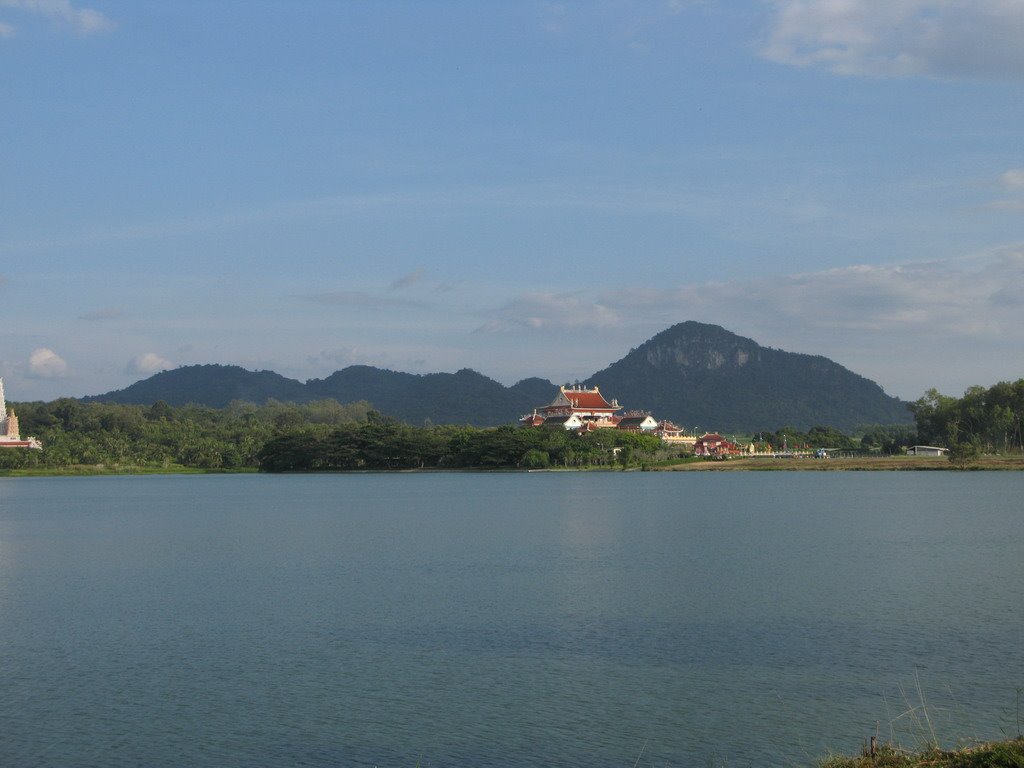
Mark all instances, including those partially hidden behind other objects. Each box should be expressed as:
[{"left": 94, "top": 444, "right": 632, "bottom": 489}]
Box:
[
  {"left": 655, "top": 455, "right": 1024, "bottom": 471},
  {"left": 818, "top": 737, "right": 1024, "bottom": 767},
  {"left": 656, "top": 455, "right": 1024, "bottom": 471},
  {"left": 3, "top": 455, "right": 1024, "bottom": 477}
]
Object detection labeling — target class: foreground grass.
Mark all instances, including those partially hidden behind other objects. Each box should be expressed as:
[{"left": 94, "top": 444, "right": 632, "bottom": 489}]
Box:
[{"left": 819, "top": 737, "right": 1024, "bottom": 767}]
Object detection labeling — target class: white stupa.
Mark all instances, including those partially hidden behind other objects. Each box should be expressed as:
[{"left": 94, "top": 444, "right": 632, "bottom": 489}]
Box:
[
  {"left": 0, "top": 377, "right": 11, "bottom": 437},
  {"left": 0, "top": 378, "right": 42, "bottom": 449}
]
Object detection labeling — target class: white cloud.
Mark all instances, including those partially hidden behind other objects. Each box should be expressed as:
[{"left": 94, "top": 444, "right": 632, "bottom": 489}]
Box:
[
  {"left": 0, "top": 20, "right": 14, "bottom": 36},
  {"left": 1001, "top": 168, "right": 1024, "bottom": 189},
  {"left": 588, "top": 246, "right": 1024, "bottom": 396},
  {"left": 539, "top": 2, "right": 567, "bottom": 35},
  {"left": 465, "top": 247, "right": 1024, "bottom": 396},
  {"left": 762, "top": 1, "right": 1024, "bottom": 79},
  {"left": 600, "top": 248, "right": 1024, "bottom": 339},
  {"left": 127, "top": 353, "right": 172, "bottom": 375},
  {"left": 28, "top": 347, "right": 69, "bottom": 378},
  {"left": 477, "top": 292, "right": 622, "bottom": 333},
  {"left": 299, "top": 290, "right": 425, "bottom": 310},
  {"left": 0, "top": 0, "right": 115, "bottom": 36},
  {"left": 983, "top": 168, "right": 1024, "bottom": 211},
  {"left": 78, "top": 307, "right": 124, "bottom": 321},
  {"left": 388, "top": 269, "right": 426, "bottom": 291}
]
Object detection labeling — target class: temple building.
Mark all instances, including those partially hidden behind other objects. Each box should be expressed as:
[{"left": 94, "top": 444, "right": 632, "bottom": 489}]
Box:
[
  {"left": 519, "top": 385, "right": 665, "bottom": 435},
  {"left": 520, "top": 384, "right": 739, "bottom": 454},
  {"left": 520, "top": 385, "right": 623, "bottom": 430},
  {"left": 693, "top": 433, "right": 742, "bottom": 457},
  {"left": 0, "top": 379, "right": 43, "bottom": 450}
]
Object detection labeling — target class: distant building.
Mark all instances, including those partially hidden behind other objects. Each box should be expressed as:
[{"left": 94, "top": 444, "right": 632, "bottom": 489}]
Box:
[
  {"left": 520, "top": 385, "right": 622, "bottom": 430},
  {"left": 615, "top": 411, "right": 659, "bottom": 432},
  {"left": 694, "top": 433, "right": 742, "bottom": 457},
  {"left": 0, "top": 379, "right": 43, "bottom": 450},
  {"left": 654, "top": 420, "right": 697, "bottom": 446},
  {"left": 541, "top": 413, "right": 584, "bottom": 431},
  {"left": 521, "top": 384, "right": 709, "bottom": 446},
  {"left": 906, "top": 445, "right": 948, "bottom": 457}
]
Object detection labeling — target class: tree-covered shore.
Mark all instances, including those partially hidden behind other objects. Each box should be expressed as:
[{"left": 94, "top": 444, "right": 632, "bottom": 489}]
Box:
[
  {"left": 0, "top": 398, "right": 374, "bottom": 473},
  {"left": 1, "top": 378, "right": 1022, "bottom": 475}
]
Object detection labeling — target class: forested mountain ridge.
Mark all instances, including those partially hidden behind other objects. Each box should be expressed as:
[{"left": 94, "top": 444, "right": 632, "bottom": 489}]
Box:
[
  {"left": 83, "top": 365, "right": 310, "bottom": 409},
  {"left": 305, "top": 366, "right": 556, "bottom": 426},
  {"left": 86, "top": 364, "right": 556, "bottom": 427},
  {"left": 84, "top": 322, "right": 912, "bottom": 431},
  {"left": 586, "top": 322, "right": 911, "bottom": 432}
]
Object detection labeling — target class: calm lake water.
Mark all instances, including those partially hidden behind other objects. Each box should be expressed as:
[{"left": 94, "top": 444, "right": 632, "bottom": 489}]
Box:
[{"left": 0, "top": 472, "right": 1021, "bottom": 767}]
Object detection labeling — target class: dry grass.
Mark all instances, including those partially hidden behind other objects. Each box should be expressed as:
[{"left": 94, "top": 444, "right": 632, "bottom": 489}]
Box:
[
  {"left": 818, "top": 737, "right": 1024, "bottom": 768},
  {"left": 657, "top": 455, "right": 1024, "bottom": 472}
]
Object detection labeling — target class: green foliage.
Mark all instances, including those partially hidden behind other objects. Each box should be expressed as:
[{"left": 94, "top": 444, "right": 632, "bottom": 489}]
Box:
[
  {"left": 857, "top": 424, "right": 918, "bottom": 454},
  {"left": 3, "top": 408, "right": 672, "bottom": 474},
  {"left": 6, "top": 398, "right": 372, "bottom": 472},
  {"left": 910, "top": 380, "right": 1024, "bottom": 454},
  {"left": 755, "top": 425, "right": 860, "bottom": 451},
  {"left": 256, "top": 423, "right": 672, "bottom": 472}
]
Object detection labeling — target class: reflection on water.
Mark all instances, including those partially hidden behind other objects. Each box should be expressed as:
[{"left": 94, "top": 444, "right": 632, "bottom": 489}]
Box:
[{"left": 0, "top": 472, "right": 1021, "bottom": 767}]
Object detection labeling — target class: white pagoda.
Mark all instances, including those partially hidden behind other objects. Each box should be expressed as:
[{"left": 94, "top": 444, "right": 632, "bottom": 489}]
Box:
[{"left": 0, "top": 379, "right": 42, "bottom": 449}]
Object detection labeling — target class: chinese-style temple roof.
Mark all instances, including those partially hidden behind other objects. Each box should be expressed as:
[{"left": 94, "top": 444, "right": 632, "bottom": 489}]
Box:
[{"left": 549, "top": 385, "right": 617, "bottom": 411}]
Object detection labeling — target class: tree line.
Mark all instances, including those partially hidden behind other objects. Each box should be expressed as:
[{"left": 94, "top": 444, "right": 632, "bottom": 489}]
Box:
[
  {"left": 910, "top": 379, "right": 1024, "bottom": 454},
  {"left": 745, "top": 424, "right": 918, "bottom": 454},
  {"left": 257, "top": 417, "right": 670, "bottom": 472},
  {"left": 5, "top": 379, "right": 1021, "bottom": 473},
  {"left": 0, "top": 398, "right": 373, "bottom": 471}
]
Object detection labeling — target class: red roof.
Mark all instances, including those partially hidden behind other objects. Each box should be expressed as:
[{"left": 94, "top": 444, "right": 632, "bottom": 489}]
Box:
[
  {"left": 551, "top": 386, "right": 617, "bottom": 411},
  {"left": 568, "top": 392, "right": 609, "bottom": 409},
  {"left": 519, "top": 413, "right": 546, "bottom": 427}
]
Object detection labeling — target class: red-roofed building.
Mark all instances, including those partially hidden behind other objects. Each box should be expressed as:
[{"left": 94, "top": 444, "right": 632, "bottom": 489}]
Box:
[
  {"left": 693, "top": 433, "right": 742, "bottom": 457},
  {"left": 520, "top": 384, "right": 622, "bottom": 429},
  {"left": 654, "top": 420, "right": 697, "bottom": 447}
]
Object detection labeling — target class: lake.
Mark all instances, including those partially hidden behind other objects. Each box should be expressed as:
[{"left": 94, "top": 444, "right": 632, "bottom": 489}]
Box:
[{"left": 0, "top": 472, "right": 1021, "bottom": 767}]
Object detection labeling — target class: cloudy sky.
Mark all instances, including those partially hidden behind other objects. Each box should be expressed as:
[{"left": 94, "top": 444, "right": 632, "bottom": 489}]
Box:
[{"left": 2, "top": 0, "right": 1022, "bottom": 402}]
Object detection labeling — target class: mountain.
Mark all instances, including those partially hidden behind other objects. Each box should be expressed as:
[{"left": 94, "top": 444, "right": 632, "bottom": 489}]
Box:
[
  {"left": 86, "top": 364, "right": 555, "bottom": 426},
  {"left": 84, "top": 323, "right": 912, "bottom": 431},
  {"left": 585, "top": 322, "right": 911, "bottom": 432},
  {"left": 83, "top": 365, "right": 309, "bottom": 408},
  {"left": 305, "top": 366, "right": 555, "bottom": 426}
]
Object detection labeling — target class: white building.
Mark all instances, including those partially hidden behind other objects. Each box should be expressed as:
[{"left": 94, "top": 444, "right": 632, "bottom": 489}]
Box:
[
  {"left": 0, "top": 379, "right": 43, "bottom": 449},
  {"left": 906, "top": 445, "right": 948, "bottom": 457}
]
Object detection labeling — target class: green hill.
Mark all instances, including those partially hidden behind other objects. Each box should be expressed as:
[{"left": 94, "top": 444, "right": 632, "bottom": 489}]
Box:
[
  {"left": 586, "top": 322, "right": 911, "bottom": 432},
  {"left": 83, "top": 364, "right": 308, "bottom": 408},
  {"left": 84, "top": 323, "right": 912, "bottom": 431}
]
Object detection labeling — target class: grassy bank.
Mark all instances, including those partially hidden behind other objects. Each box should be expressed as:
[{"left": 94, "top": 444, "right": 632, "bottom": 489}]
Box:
[
  {"left": 0, "top": 464, "right": 258, "bottom": 477},
  {"left": 4, "top": 455, "right": 1024, "bottom": 476},
  {"left": 657, "top": 455, "right": 1024, "bottom": 471},
  {"left": 819, "top": 737, "right": 1024, "bottom": 767}
]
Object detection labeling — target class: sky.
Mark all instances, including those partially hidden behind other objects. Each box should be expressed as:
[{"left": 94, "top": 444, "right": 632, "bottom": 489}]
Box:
[{"left": 2, "top": 0, "right": 1023, "bottom": 403}]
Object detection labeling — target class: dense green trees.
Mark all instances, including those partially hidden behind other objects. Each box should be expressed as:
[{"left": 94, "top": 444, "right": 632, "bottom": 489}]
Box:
[
  {"left": 0, "top": 397, "right": 675, "bottom": 473},
  {"left": 5, "top": 379, "right": 1020, "bottom": 474},
  {"left": 0, "top": 398, "right": 372, "bottom": 471},
  {"left": 910, "top": 380, "right": 1024, "bottom": 453},
  {"left": 256, "top": 420, "right": 671, "bottom": 472}
]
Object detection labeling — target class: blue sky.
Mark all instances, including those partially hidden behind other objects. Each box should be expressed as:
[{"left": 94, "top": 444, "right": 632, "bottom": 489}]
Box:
[{"left": 2, "top": 0, "right": 1023, "bottom": 403}]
